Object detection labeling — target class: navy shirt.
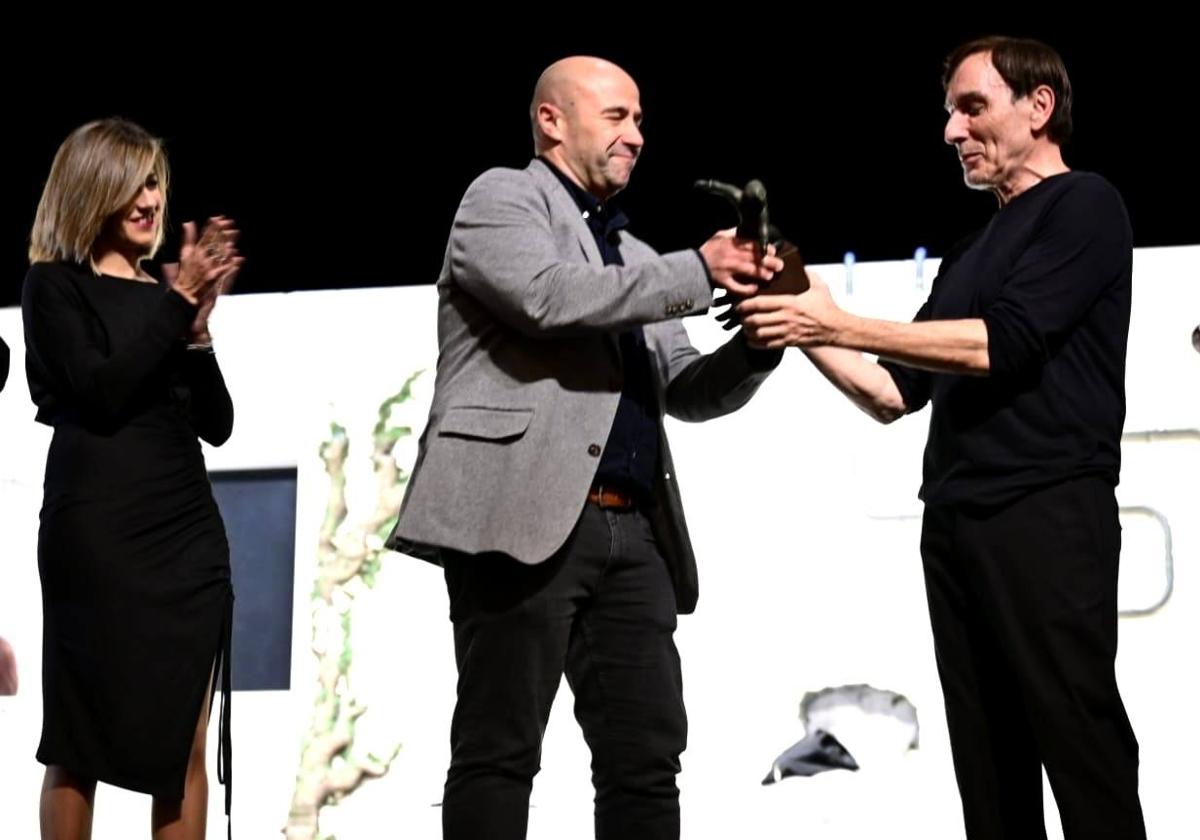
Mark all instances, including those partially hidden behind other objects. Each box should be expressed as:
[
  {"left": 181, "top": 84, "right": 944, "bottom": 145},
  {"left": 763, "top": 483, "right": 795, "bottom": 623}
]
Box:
[{"left": 537, "top": 158, "right": 661, "bottom": 504}]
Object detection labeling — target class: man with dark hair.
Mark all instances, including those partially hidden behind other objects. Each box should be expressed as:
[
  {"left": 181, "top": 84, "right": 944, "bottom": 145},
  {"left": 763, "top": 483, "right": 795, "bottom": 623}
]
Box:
[{"left": 738, "top": 36, "right": 1145, "bottom": 839}]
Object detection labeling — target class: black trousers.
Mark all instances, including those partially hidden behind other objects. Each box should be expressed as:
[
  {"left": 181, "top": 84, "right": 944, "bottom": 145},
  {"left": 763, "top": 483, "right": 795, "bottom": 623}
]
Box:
[
  {"left": 440, "top": 503, "right": 687, "bottom": 840},
  {"left": 921, "top": 477, "right": 1145, "bottom": 840}
]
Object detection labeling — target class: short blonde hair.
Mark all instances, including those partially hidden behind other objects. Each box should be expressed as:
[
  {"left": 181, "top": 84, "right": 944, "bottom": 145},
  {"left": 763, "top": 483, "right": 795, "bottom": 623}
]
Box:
[{"left": 28, "top": 118, "right": 170, "bottom": 265}]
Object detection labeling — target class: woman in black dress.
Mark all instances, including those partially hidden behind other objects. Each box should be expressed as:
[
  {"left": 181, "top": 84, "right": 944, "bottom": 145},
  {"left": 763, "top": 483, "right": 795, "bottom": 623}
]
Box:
[{"left": 23, "top": 118, "right": 241, "bottom": 840}]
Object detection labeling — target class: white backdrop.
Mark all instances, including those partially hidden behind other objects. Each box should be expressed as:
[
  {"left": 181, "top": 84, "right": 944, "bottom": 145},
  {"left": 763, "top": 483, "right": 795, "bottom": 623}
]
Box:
[{"left": 1, "top": 246, "right": 1197, "bottom": 838}]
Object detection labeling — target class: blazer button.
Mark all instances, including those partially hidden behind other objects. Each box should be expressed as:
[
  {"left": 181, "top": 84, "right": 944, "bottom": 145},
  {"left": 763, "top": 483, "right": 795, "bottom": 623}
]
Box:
[{"left": 588, "top": 443, "right": 601, "bottom": 457}]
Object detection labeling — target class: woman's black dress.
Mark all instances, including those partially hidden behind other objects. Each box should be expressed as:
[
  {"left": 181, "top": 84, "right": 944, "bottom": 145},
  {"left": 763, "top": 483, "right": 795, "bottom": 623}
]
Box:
[{"left": 21, "top": 261, "right": 232, "bottom": 814}]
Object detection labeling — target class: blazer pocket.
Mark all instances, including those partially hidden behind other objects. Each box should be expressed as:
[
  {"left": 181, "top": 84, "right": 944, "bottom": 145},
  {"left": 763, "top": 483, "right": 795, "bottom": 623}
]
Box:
[{"left": 437, "top": 406, "right": 534, "bottom": 441}]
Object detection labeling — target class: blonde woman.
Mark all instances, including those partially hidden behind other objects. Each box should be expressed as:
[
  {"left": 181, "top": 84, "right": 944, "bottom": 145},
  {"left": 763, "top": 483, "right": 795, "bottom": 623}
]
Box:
[{"left": 23, "top": 118, "right": 241, "bottom": 840}]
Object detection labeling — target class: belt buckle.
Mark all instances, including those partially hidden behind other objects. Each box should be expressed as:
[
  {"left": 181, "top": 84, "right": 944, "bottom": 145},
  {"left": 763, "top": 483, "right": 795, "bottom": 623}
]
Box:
[{"left": 594, "top": 484, "right": 631, "bottom": 510}]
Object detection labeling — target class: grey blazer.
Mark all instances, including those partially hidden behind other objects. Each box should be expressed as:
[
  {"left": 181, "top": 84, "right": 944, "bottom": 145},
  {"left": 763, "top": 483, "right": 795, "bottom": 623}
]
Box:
[{"left": 386, "top": 159, "right": 779, "bottom": 613}]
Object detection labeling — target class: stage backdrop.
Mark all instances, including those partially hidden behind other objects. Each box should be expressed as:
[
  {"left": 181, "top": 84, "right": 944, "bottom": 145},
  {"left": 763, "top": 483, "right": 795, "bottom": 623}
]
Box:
[{"left": 1, "top": 247, "right": 1197, "bottom": 839}]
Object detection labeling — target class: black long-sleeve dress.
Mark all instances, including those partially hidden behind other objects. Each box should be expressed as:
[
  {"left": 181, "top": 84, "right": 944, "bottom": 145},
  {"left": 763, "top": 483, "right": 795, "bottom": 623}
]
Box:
[{"left": 21, "top": 261, "right": 232, "bottom": 815}]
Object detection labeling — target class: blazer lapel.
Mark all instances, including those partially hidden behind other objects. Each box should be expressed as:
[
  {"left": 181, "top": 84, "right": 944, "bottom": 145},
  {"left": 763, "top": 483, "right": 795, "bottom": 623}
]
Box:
[{"left": 526, "top": 159, "right": 603, "bottom": 265}]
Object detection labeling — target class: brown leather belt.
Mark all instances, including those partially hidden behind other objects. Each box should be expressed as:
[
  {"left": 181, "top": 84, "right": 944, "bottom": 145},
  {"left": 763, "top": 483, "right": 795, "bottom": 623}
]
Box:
[{"left": 587, "top": 484, "right": 637, "bottom": 510}]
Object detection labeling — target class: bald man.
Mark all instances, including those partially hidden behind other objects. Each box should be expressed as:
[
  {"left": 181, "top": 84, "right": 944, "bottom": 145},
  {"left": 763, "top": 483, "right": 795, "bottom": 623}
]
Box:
[{"left": 386, "top": 57, "right": 783, "bottom": 839}]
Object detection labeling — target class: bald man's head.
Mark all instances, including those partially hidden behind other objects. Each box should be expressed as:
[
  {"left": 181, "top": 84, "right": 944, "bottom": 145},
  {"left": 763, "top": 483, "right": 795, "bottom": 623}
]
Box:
[{"left": 529, "top": 56, "right": 643, "bottom": 202}]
